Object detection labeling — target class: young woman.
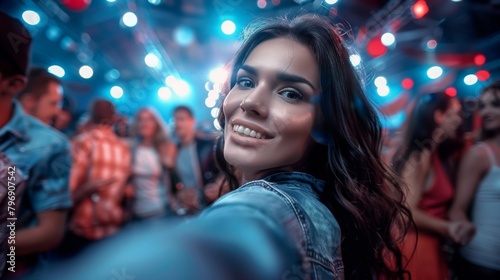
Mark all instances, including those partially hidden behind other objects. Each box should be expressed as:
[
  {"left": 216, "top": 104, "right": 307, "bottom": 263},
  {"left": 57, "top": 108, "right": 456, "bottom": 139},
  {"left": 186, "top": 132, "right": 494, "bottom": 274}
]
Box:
[
  {"left": 130, "top": 107, "right": 177, "bottom": 220},
  {"left": 449, "top": 81, "right": 500, "bottom": 279},
  {"left": 392, "top": 92, "right": 476, "bottom": 280},
  {"left": 209, "top": 15, "right": 411, "bottom": 279},
  {"left": 35, "top": 15, "right": 410, "bottom": 280}
]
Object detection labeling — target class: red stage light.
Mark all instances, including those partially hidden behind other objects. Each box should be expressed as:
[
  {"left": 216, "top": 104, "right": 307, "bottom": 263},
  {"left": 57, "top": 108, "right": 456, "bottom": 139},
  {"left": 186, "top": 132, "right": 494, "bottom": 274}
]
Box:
[
  {"left": 445, "top": 87, "right": 457, "bottom": 97},
  {"left": 62, "top": 0, "right": 92, "bottom": 12},
  {"left": 402, "top": 78, "right": 414, "bottom": 89},
  {"left": 367, "top": 37, "right": 388, "bottom": 57},
  {"left": 427, "top": 39, "right": 437, "bottom": 49},
  {"left": 476, "top": 70, "right": 490, "bottom": 81},
  {"left": 258, "top": 0, "right": 266, "bottom": 9},
  {"left": 272, "top": 0, "right": 280, "bottom": 5},
  {"left": 474, "top": 54, "right": 486, "bottom": 66},
  {"left": 412, "top": 0, "right": 429, "bottom": 19}
]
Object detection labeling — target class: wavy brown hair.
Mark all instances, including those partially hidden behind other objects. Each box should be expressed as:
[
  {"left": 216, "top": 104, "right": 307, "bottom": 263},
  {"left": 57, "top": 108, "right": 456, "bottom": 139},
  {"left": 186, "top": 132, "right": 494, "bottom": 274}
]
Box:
[
  {"left": 392, "top": 92, "right": 455, "bottom": 175},
  {"left": 215, "top": 14, "right": 411, "bottom": 279}
]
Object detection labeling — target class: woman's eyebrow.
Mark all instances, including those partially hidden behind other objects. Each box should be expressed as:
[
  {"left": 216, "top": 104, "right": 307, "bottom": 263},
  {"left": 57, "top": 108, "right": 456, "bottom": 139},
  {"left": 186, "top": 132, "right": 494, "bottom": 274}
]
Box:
[
  {"left": 240, "top": 65, "right": 258, "bottom": 76},
  {"left": 240, "top": 64, "right": 316, "bottom": 91},
  {"left": 276, "top": 72, "right": 316, "bottom": 91}
]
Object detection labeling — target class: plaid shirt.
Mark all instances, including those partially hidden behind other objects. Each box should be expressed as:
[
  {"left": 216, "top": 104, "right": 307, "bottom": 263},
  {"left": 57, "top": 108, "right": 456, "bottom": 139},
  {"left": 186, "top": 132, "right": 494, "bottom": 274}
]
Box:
[{"left": 69, "top": 126, "right": 131, "bottom": 240}]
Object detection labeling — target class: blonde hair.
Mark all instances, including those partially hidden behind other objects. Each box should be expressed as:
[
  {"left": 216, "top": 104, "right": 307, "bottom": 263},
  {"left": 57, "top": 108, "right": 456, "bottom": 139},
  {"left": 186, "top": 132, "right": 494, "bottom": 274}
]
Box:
[{"left": 132, "top": 107, "right": 171, "bottom": 152}]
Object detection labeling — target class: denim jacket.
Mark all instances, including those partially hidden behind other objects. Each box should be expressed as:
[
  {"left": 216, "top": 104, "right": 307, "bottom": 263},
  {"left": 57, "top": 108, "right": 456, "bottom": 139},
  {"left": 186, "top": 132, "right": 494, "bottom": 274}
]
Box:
[
  {"left": 0, "top": 101, "right": 72, "bottom": 228},
  {"left": 206, "top": 171, "right": 344, "bottom": 280}
]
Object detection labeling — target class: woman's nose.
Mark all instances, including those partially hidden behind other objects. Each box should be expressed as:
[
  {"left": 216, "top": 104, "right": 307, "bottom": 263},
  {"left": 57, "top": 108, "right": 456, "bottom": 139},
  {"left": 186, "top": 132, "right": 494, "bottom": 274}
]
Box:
[{"left": 239, "top": 85, "right": 270, "bottom": 118}]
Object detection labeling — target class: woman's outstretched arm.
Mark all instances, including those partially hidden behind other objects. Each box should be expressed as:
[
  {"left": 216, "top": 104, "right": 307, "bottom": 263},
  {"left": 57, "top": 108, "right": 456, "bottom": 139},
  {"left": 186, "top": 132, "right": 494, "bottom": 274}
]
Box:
[{"left": 30, "top": 189, "right": 302, "bottom": 280}]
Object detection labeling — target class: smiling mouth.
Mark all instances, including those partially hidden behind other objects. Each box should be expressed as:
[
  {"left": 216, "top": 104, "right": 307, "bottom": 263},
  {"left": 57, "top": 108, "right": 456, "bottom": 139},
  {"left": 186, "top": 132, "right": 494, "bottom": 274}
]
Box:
[
  {"left": 483, "top": 115, "right": 497, "bottom": 122},
  {"left": 484, "top": 118, "right": 498, "bottom": 124},
  {"left": 232, "top": 125, "right": 268, "bottom": 139}
]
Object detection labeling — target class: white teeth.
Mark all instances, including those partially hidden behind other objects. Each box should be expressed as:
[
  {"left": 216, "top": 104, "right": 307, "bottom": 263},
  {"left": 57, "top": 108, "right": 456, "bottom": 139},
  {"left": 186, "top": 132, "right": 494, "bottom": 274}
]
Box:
[{"left": 233, "top": 125, "right": 265, "bottom": 139}]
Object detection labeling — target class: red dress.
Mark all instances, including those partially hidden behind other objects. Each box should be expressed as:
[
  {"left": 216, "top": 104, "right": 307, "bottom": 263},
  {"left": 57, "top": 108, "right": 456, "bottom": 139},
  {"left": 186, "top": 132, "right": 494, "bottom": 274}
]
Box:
[{"left": 402, "top": 153, "right": 454, "bottom": 280}]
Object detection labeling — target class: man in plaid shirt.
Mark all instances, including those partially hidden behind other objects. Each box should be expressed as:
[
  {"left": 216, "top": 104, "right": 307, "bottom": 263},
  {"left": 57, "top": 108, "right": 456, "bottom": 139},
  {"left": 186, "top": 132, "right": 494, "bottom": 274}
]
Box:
[{"left": 65, "top": 99, "right": 132, "bottom": 254}]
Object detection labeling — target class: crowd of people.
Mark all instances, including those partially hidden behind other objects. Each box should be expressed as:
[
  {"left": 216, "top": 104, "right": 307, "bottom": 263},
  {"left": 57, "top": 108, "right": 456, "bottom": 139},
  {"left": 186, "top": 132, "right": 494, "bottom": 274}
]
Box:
[{"left": 1, "top": 10, "right": 499, "bottom": 280}]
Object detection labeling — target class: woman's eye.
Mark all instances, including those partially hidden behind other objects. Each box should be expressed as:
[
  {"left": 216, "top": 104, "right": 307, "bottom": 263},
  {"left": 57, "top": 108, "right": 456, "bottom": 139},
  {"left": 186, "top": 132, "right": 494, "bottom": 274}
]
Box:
[
  {"left": 279, "top": 89, "right": 303, "bottom": 101},
  {"left": 236, "top": 78, "right": 254, "bottom": 88},
  {"left": 479, "top": 101, "right": 500, "bottom": 109}
]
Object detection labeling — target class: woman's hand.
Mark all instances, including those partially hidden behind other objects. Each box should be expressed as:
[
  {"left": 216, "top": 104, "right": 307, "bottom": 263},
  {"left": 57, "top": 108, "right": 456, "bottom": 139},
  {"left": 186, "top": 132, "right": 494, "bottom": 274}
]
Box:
[
  {"left": 73, "top": 178, "right": 117, "bottom": 204},
  {"left": 85, "top": 178, "right": 117, "bottom": 194},
  {"left": 448, "top": 220, "right": 476, "bottom": 245},
  {"left": 177, "top": 188, "right": 200, "bottom": 211}
]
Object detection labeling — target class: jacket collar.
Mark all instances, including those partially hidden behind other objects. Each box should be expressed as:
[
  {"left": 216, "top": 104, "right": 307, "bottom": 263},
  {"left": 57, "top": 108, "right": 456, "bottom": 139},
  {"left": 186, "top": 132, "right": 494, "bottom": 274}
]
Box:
[
  {"left": 0, "top": 100, "right": 30, "bottom": 142},
  {"left": 261, "top": 171, "right": 325, "bottom": 196}
]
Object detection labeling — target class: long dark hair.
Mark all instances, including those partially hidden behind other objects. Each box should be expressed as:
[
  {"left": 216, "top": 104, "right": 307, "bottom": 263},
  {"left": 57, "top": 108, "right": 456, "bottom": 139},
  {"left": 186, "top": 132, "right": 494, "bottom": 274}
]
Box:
[
  {"left": 215, "top": 14, "right": 411, "bottom": 279},
  {"left": 478, "top": 80, "right": 500, "bottom": 141},
  {"left": 392, "top": 92, "right": 454, "bottom": 174}
]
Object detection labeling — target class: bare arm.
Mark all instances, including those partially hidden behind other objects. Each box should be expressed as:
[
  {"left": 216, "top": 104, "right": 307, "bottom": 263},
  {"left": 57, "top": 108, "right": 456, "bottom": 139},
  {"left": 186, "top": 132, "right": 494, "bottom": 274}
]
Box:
[
  {"left": 158, "top": 142, "right": 180, "bottom": 210},
  {"left": 16, "top": 211, "right": 67, "bottom": 255},
  {"left": 403, "top": 150, "right": 475, "bottom": 244},
  {"left": 161, "top": 142, "right": 177, "bottom": 170},
  {"left": 449, "top": 146, "right": 488, "bottom": 222},
  {"left": 403, "top": 151, "right": 451, "bottom": 237},
  {"left": 73, "top": 179, "right": 118, "bottom": 204},
  {"left": 70, "top": 137, "right": 92, "bottom": 203}
]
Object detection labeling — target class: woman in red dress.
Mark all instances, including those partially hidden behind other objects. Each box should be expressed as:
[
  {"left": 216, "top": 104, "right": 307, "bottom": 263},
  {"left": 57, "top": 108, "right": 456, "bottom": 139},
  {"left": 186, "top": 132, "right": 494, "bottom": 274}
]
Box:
[{"left": 392, "top": 92, "right": 476, "bottom": 280}]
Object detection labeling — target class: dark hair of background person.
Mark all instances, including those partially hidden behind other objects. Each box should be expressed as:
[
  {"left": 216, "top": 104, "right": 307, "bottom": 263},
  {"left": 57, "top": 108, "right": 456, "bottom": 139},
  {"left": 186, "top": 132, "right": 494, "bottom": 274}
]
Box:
[
  {"left": 90, "top": 99, "right": 115, "bottom": 126},
  {"left": 0, "top": 11, "right": 32, "bottom": 78},
  {"left": 214, "top": 15, "right": 411, "bottom": 280},
  {"left": 392, "top": 91, "right": 455, "bottom": 175},
  {"left": 478, "top": 80, "right": 500, "bottom": 141},
  {"left": 173, "top": 105, "right": 194, "bottom": 118},
  {"left": 16, "top": 67, "right": 61, "bottom": 100}
]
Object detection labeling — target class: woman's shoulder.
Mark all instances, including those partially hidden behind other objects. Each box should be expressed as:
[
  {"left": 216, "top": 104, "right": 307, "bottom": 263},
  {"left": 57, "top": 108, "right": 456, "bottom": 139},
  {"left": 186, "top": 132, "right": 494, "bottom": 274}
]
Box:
[
  {"left": 468, "top": 142, "right": 491, "bottom": 157},
  {"left": 460, "top": 142, "right": 492, "bottom": 170}
]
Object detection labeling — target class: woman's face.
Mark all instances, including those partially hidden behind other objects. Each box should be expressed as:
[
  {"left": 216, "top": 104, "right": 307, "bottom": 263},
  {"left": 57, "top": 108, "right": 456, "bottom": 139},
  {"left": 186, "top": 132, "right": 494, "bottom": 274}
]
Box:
[
  {"left": 438, "top": 98, "right": 463, "bottom": 139},
  {"left": 137, "top": 110, "right": 158, "bottom": 139},
  {"left": 479, "top": 90, "right": 500, "bottom": 132},
  {"left": 223, "top": 37, "right": 321, "bottom": 182}
]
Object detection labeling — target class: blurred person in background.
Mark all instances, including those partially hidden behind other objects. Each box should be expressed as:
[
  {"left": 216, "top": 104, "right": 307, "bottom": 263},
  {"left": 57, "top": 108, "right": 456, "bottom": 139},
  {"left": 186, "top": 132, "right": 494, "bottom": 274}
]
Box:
[
  {"left": 0, "top": 12, "right": 72, "bottom": 278},
  {"left": 382, "top": 129, "right": 403, "bottom": 165},
  {"left": 392, "top": 91, "right": 476, "bottom": 280},
  {"left": 172, "top": 105, "right": 225, "bottom": 215},
  {"left": 17, "top": 68, "right": 63, "bottom": 126},
  {"left": 449, "top": 81, "right": 500, "bottom": 279},
  {"left": 75, "top": 113, "right": 91, "bottom": 136},
  {"left": 114, "top": 115, "right": 131, "bottom": 140},
  {"left": 53, "top": 107, "right": 74, "bottom": 136},
  {"left": 129, "top": 107, "right": 178, "bottom": 220},
  {"left": 62, "top": 99, "right": 131, "bottom": 257}
]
